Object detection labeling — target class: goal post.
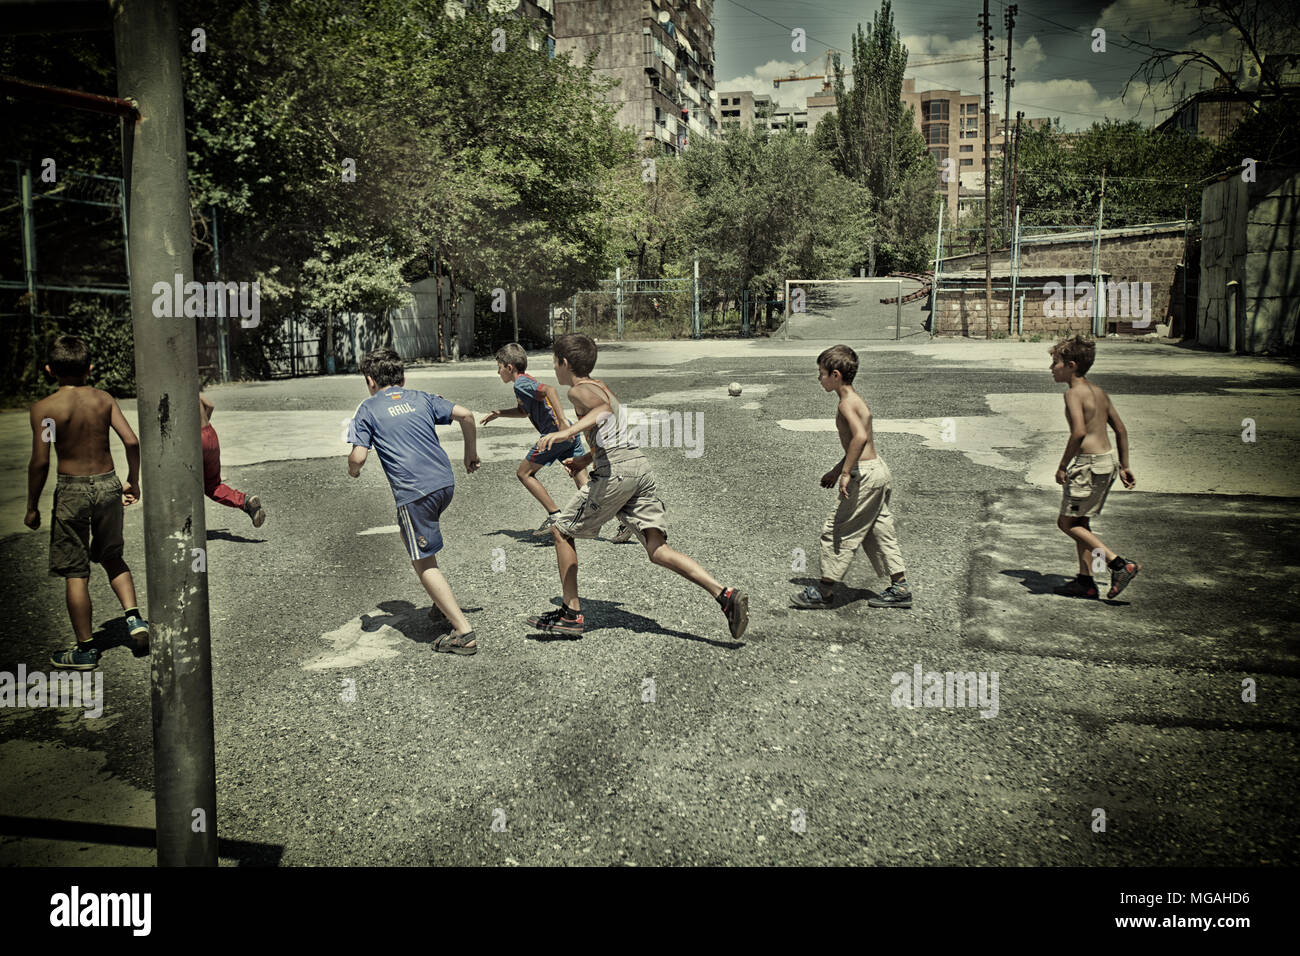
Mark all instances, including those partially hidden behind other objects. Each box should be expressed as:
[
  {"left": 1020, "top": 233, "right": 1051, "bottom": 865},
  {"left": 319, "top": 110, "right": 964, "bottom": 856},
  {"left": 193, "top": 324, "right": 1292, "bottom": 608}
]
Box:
[{"left": 782, "top": 278, "right": 905, "bottom": 341}]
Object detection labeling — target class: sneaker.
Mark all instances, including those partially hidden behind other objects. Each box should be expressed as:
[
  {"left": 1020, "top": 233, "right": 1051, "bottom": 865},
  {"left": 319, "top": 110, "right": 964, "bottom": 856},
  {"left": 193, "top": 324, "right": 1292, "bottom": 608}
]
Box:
[
  {"left": 532, "top": 514, "right": 559, "bottom": 537},
  {"left": 611, "top": 523, "right": 636, "bottom": 543},
  {"left": 1107, "top": 559, "right": 1141, "bottom": 599},
  {"left": 791, "top": 584, "right": 833, "bottom": 609},
  {"left": 244, "top": 495, "right": 266, "bottom": 528},
  {"left": 718, "top": 587, "right": 749, "bottom": 640},
  {"left": 527, "top": 607, "right": 585, "bottom": 635},
  {"left": 50, "top": 643, "right": 100, "bottom": 670},
  {"left": 125, "top": 612, "right": 151, "bottom": 657},
  {"left": 1053, "top": 576, "right": 1099, "bottom": 599},
  {"left": 868, "top": 583, "right": 913, "bottom": 608}
]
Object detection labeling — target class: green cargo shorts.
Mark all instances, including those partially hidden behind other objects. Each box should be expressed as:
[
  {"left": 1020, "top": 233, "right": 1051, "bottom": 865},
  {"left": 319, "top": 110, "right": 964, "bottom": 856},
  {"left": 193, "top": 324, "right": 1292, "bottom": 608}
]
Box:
[{"left": 49, "top": 472, "right": 125, "bottom": 579}]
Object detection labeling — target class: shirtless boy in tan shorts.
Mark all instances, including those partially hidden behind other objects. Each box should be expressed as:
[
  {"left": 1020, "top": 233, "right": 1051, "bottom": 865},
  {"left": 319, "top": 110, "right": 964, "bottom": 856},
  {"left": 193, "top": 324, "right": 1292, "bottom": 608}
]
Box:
[
  {"left": 26, "top": 335, "right": 150, "bottom": 669},
  {"left": 792, "top": 345, "right": 912, "bottom": 610},
  {"left": 525, "top": 334, "right": 749, "bottom": 641},
  {"left": 1050, "top": 335, "right": 1141, "bottom": 599}
]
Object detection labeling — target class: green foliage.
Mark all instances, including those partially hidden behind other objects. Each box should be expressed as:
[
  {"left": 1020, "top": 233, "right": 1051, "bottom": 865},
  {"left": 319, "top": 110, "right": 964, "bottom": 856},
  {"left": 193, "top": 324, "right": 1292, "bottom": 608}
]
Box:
[
  {"left": 672, "top": 125, "right": 874, "bottom": 297},
  {"left": 816, "top": 0, "right": 938, "bottom": 273},
  {"left": 182, "top": 0, "right": 637, "bottom": 319},
  {"left": 999, "top": 120, "right": 1216, "bottom": 232}
]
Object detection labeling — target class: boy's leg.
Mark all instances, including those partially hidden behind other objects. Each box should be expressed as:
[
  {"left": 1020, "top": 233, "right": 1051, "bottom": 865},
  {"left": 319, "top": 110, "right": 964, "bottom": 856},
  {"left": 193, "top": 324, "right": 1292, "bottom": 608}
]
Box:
[
  {"left": 860, "top": 482, "right": 912, "bottom": 607},
  {"left": 65, "top": 577, "right": 93, "bottom": 645},
  {"left": 641, "top": 528, "right": 722, "bottom": 597},
  {"left": 412, "top": 555, "right": 473, "bottom": 643},
  {"left": 552, "top": 527, "right": 580, "bottom": 610},
  {"left": 102, "top": 556, "right": 137, "bottom": 611},
  {"left": 202, "top": 424, "right": 247, "bottom": 509},
  {"left": 1057, "top": 515, "right": 1115, "bottom": 565},
  {"left": 517, "top": 459, "right": 561, "bottom": 514},
  {"left": 813, "top": 470, "right": 885, "bottom": 597}
]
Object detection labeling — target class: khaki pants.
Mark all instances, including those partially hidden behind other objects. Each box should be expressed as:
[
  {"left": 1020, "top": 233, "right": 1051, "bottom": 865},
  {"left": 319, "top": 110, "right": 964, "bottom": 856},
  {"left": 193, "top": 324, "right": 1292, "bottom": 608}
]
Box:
[{"left": 818, "top": 458, "right": 906, "bottom": 583}]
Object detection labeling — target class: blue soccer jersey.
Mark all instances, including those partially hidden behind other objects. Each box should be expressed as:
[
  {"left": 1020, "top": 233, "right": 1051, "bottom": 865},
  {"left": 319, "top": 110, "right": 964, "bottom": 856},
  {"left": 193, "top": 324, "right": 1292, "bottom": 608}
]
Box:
[
  {"left": 349, "top": 387, "right": 456, "bottom": 505},
  {"left": 514, "top": 373, "right": 566, "bottom": 435}
]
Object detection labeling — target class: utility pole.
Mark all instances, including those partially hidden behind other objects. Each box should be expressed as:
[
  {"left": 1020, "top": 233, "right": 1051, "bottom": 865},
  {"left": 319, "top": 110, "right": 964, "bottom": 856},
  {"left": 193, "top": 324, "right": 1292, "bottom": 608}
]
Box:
[
  {"left": 981, "top": 0, "right": 993, "bottom": 338},
  {"left": 1002, "top": 4, "right": 1017, "bottom": 237},
  {"left": 1010, "top": 111, "right": 1023, "bottom": 230},
  {"left": 114, "top": 0, "right": 218, "bottom": 866}
]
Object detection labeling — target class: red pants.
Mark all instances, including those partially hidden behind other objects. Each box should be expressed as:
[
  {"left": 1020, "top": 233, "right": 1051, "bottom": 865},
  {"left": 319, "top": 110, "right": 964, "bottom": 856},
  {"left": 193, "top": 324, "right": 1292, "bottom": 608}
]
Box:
[{"left": 201, "top": 424, "right": 246, "bottom": 509}]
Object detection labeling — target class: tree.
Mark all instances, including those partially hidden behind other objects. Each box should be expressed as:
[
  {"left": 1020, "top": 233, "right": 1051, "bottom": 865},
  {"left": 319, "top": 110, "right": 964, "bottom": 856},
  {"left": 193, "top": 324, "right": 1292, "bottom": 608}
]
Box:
[
  {"left": 1123, "top": 0, "right": 1300, "bottom": 105},
  {"left": 816, "top": 0, "right": 937, "bottom": 274},
  {"left": 998, "top": 120, "right": 1215, "bottom": 231}
]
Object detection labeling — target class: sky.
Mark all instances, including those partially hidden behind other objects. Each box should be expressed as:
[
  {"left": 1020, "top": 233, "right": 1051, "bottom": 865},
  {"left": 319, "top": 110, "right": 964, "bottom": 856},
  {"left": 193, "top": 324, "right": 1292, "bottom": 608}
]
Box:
[{"left": 712, "top": 0, "right": 1251, "bottom": 130}]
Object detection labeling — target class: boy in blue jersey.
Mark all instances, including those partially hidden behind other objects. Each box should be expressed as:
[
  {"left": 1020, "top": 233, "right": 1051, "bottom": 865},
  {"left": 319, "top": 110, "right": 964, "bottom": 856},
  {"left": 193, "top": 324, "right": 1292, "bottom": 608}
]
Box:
[
  {"left": 481, "top": 343, "right": 594, "bottom": 537},
  {"left": 347, "top": 347, "right": 481, "bottom": 655}
]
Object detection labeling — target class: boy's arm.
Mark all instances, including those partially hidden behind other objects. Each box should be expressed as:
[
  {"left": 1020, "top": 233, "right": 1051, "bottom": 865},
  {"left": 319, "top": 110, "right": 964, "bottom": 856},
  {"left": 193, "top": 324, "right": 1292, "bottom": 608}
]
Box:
[
  {"left": 1055, "top": 390, "right": 1087, "bottom": 482},
  {"left": 199, "top": 393, "right": 214, "bottom": 420},
  {"left": 1107, "top": 395, "right": 1135, "bottom": 488},
  {"left": 837, "top": 402, "right": 871, "bottom": 497},
  {"left": 347, "top": 445, "right": 368, "bottom": 478},
  {"left": 25, "top": 407, "right": 50, "bottom": 527},
  {"left": 537, "top": 385, "right": 609, "bottom": 452},
  {"left": 451, "top": 404, "right": 480, "bottom": 472},
  {"left": 541, "top": 383, "right": 571, "bottom": 427},
  {"left": 480, "top": 406, "right": 527, "bottom": 424},
  {"left": 109, "top": 397, "right": 141, "bottom": 502}
]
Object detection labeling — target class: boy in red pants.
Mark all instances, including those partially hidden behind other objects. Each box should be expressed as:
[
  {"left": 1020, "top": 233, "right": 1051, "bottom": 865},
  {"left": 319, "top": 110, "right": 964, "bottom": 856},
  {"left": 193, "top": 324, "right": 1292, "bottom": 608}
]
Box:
[{"left": 200, "top": 393, "right": 265, "bottom": 527}]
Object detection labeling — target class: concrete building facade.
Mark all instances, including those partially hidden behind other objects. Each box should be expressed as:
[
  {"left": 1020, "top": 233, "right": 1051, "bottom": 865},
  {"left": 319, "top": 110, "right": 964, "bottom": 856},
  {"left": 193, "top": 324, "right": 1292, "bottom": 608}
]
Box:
[{"left": 554, "top": 0, "right": 718, "bottom": 155}]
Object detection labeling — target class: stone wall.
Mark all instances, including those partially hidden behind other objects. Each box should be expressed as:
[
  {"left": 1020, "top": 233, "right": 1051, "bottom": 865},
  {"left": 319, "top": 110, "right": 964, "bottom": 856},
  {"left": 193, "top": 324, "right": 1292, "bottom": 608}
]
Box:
[
  {"left": 938, "top": 225, "right": 1187, "bottom": 334},
  {"left": 1197, "top": 167, "right": 1300, "bottom": 353}
]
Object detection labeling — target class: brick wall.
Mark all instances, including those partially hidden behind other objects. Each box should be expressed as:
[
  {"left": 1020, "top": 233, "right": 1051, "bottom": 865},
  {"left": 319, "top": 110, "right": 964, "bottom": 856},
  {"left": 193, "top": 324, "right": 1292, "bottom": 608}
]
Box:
[{"left": 938, "top": 226, "right": 1187, "bottom": 334}]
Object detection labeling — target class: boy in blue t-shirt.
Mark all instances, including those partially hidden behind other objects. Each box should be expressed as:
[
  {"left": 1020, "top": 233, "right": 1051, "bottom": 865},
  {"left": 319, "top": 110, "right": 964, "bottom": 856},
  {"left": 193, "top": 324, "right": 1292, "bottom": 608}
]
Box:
[
  {"left": 481, "top": 343, "right": 600, "bottom": 537},
  {"left": 347, "top": 347, "right": 481, "bottom": 655}
]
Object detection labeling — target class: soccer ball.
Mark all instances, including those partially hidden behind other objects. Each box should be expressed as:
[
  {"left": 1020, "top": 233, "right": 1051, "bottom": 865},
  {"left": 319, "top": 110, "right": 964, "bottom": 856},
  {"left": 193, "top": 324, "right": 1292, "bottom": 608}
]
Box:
[{"left": 727, "top": 382, "right": 742, "bottom": 396}]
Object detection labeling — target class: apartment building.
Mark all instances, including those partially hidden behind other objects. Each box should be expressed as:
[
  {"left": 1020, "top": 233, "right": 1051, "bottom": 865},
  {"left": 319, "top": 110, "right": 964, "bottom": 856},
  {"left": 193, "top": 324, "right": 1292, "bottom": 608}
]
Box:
[
  {"left": 445, "top": 0, "right": 556, "bottom": 54},
  {"left": 718, "top": 90, "right": 774, "bottom": 132},
  {"left": 554, "top": 0, "right": 718, "bottom": 155},
  {"left": 901, "top": 78, "right": 1049, "bottom": 225}
]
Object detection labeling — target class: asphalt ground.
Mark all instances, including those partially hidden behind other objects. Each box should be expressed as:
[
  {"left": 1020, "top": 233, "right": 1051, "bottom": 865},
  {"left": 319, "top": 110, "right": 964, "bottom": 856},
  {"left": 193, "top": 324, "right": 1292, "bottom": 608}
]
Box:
[{"left": 1, "top": 338, "right": 1297, "bottom": 865}]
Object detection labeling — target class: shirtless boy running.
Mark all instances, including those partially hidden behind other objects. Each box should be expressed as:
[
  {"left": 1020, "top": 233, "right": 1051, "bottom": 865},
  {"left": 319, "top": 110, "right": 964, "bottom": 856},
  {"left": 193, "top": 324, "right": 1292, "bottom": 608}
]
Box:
[{"left": 1050, "top": 335, "right": 1140, "bottom": 599}]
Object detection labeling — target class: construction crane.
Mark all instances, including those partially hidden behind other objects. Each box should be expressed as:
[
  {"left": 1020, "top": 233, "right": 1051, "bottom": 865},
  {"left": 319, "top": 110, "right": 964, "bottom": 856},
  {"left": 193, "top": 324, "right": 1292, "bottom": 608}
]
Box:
[{"left": 773, "top": 50, "right": 986, "bottom": 90}]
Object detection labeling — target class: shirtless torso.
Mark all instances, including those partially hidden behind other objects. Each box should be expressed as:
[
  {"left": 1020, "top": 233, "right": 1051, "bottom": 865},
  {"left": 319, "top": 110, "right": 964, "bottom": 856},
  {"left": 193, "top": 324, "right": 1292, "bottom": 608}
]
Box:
[
  {"left": 1064, "top": 379, "right": 1114, "bottom": 455},
  {"left": 30, "top": 385, "right": 128, "bottom": 476}
]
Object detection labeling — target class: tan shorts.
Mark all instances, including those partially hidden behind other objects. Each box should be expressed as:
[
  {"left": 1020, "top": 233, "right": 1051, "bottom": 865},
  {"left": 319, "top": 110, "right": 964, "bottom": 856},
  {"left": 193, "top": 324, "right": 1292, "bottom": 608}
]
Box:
[
  {"left": 554, "top": 458, "right": 668, "bottom": 542},
  {"left": 1060, "top": 452, "right": 1117, "bottom": 519},
  {"left": 49, "top": 472, "right": 125, "bottom": 578},
  {"left": 819, "top": 458, "right": 907, "bottom": 582}
]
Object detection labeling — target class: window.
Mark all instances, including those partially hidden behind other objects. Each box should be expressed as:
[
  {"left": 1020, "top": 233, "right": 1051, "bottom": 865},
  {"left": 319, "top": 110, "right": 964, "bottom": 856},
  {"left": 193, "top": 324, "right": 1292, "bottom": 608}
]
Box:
[
  {"left": 720, "top": 97, "right": 729, "bottom": 105},
  {"left": 923, "top": 124, "right": 949, "bottom": 145},
  {"left": 960, "top": 145, "right": 973, "bottom": 152},
  {"left": 930, "top": 148, "right": 948, "bottom": 162},
  {"left": 960, "top": 159, "right": 973, "bottom": 166},
  {"left": 922, "top": 99, "right": 949, "bottom": 121}
]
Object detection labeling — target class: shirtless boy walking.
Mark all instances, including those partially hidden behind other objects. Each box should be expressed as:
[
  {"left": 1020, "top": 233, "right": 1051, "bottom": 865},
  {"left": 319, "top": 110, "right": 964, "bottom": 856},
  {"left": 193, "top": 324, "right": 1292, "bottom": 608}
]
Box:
[
  {"left": 1050, "top": 336, "right": 1140, "bottom": 599},
  {"left": 792, "top": 345, "right": 912, "bottom": 610},
  {"left": 26, "top": 335, "right": 149, "bottom": 669}
]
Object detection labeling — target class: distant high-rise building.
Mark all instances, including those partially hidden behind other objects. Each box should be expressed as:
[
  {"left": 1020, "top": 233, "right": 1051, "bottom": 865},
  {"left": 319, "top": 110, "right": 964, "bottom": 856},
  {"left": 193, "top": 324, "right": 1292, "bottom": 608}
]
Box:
[
  {"left": 554, "top": 0, "right": 718, "bottom": 155},
  {"left": 901, "top": 78, "right": 1049, "bottom": 226}
]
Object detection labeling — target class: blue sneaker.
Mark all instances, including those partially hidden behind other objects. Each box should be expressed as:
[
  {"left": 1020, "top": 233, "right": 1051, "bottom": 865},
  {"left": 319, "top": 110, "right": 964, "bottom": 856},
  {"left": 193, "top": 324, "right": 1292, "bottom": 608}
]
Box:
[
  {"left": 125, "top": 613, "right": 150, "bottom": 656},
  {"left": 50, "top": 644, "right": 100, "bottom": 670},
  {"left": 792, "top": 584, "right": 833, "bottom": 609}
]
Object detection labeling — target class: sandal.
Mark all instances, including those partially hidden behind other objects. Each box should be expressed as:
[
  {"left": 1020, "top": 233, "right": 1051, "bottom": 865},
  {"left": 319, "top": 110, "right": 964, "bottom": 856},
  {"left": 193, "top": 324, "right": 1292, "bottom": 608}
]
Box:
[{"left": 432, "top": 630, "right": 477, "bottom": 656}]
